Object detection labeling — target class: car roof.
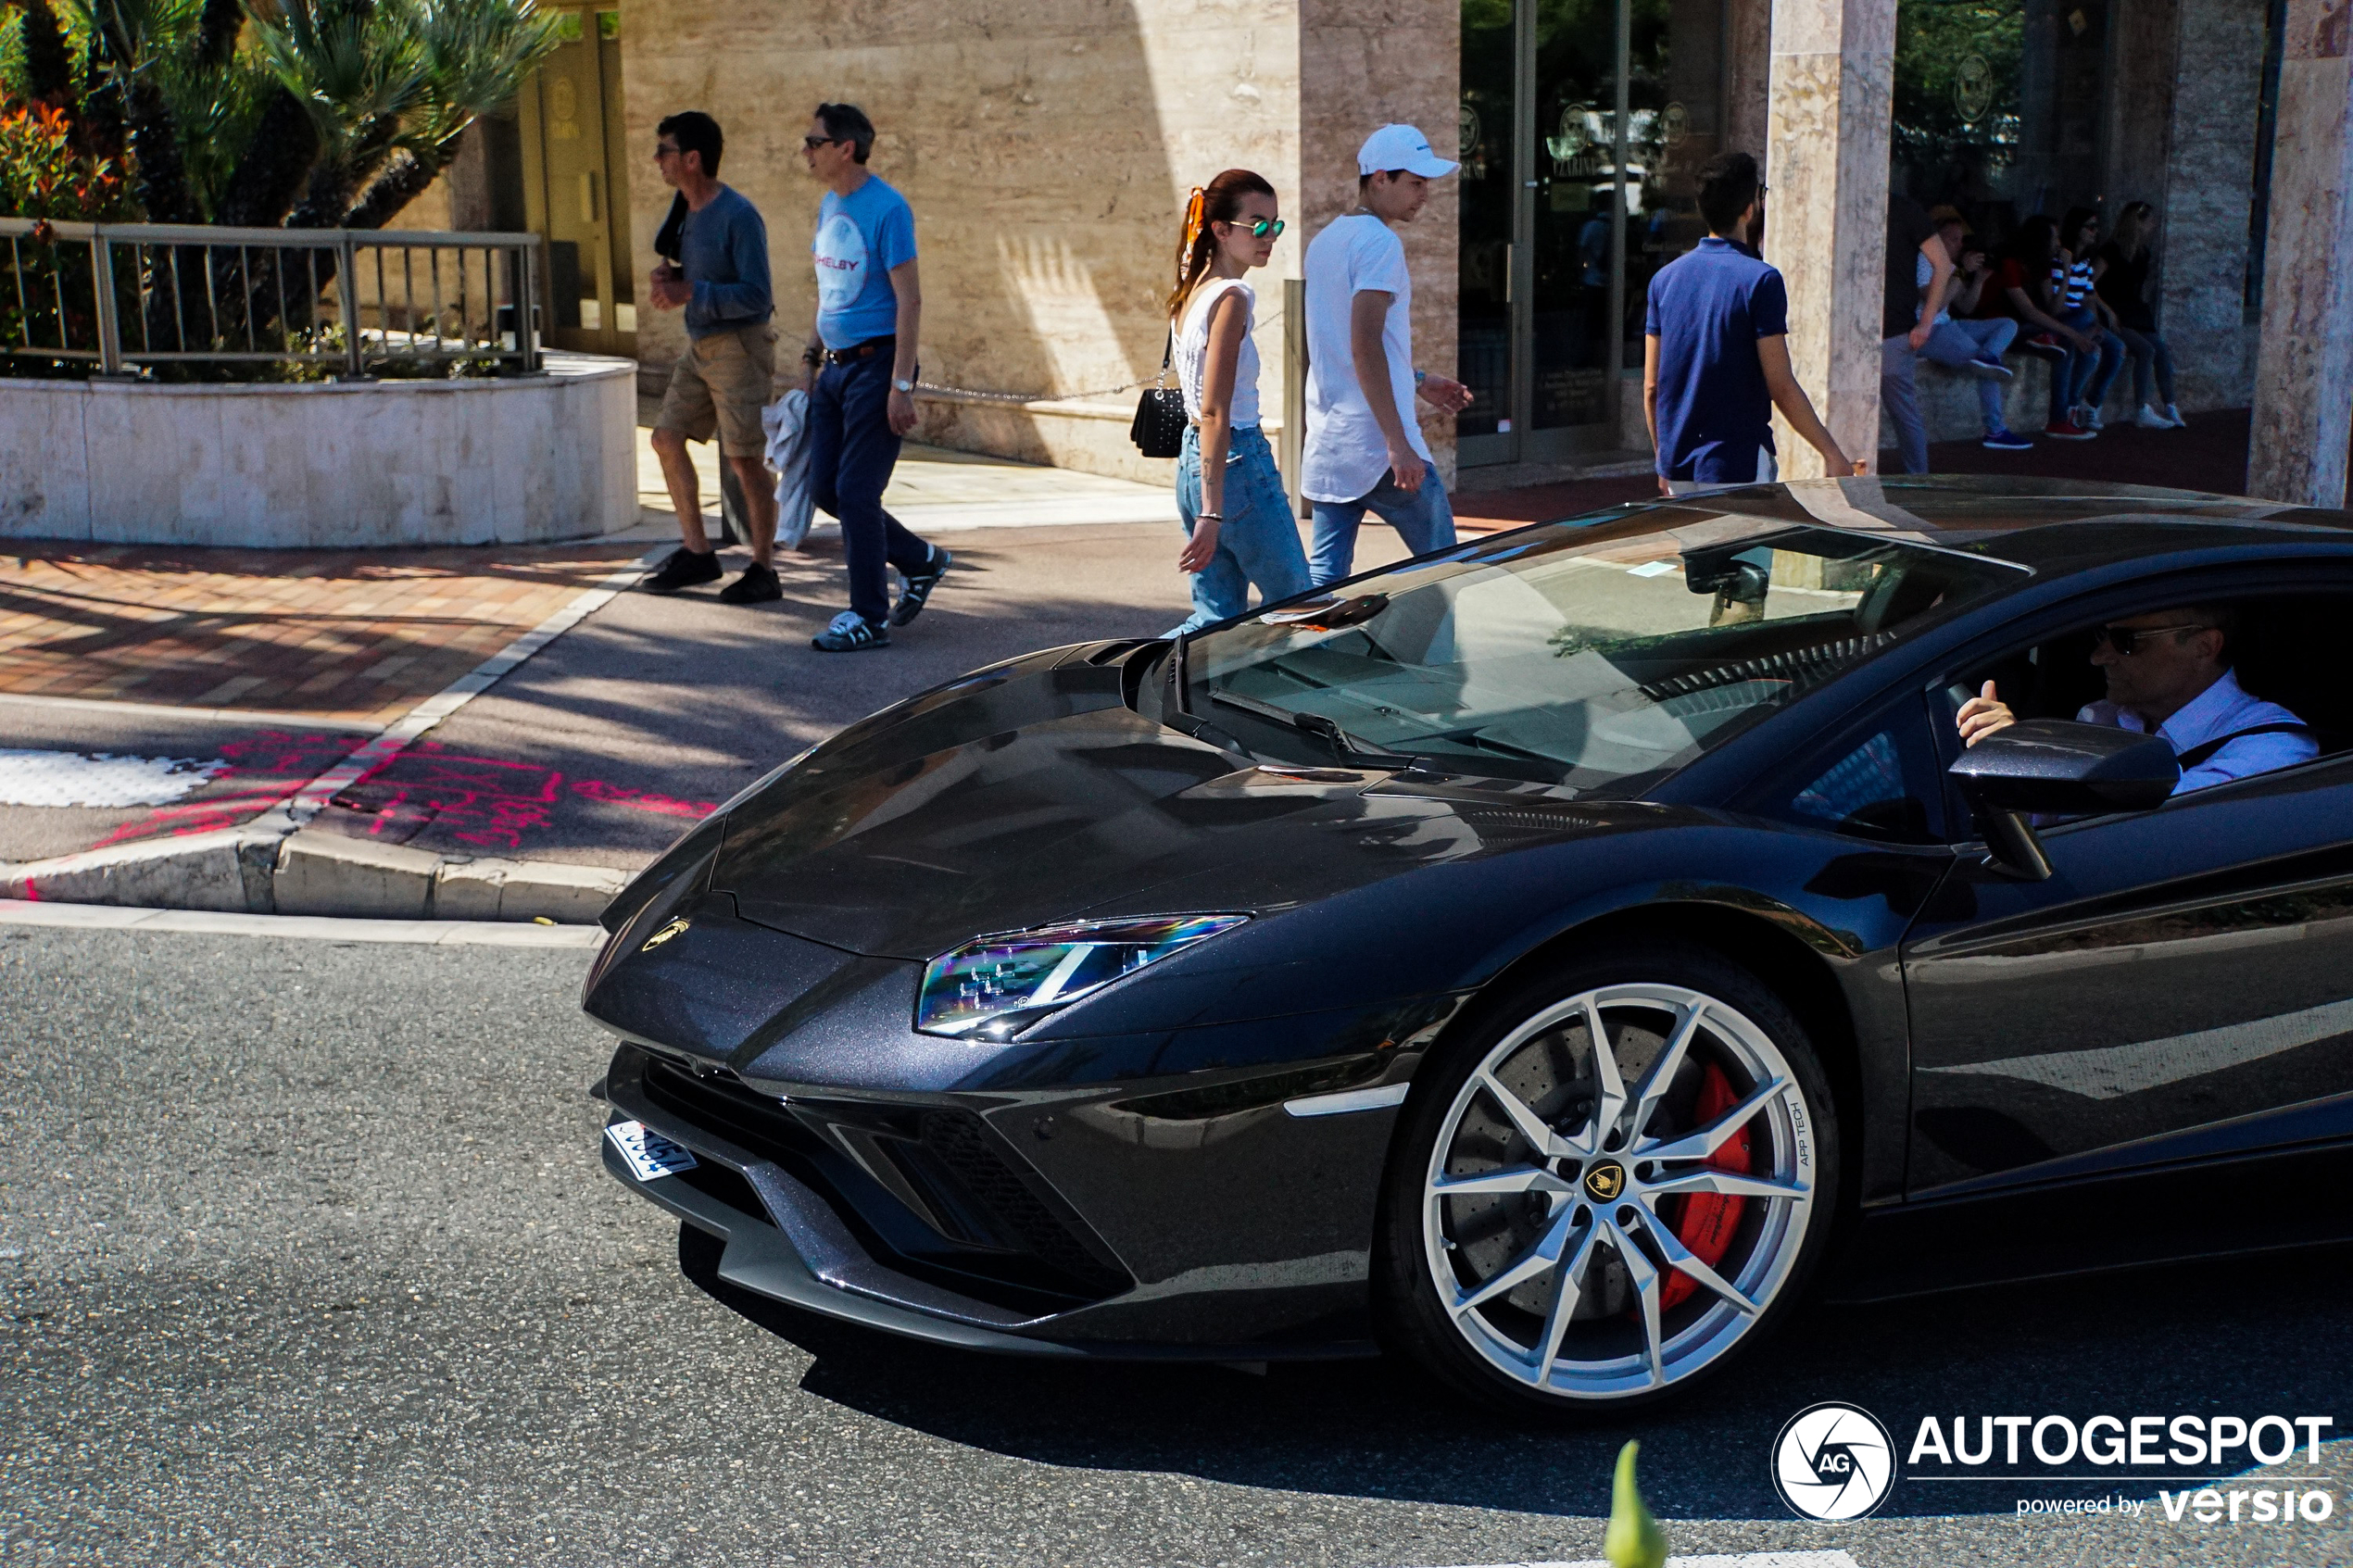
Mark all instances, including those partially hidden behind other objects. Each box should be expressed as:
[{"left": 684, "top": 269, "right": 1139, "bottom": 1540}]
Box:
[{"left": 1579, "top": 476, "right": 2353, "bottom": 578}]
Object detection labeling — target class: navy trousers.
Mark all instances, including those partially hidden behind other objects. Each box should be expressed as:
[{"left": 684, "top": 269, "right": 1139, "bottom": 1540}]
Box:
[{"left": 810, "top": 347, "right": 934, "bottom": 627}]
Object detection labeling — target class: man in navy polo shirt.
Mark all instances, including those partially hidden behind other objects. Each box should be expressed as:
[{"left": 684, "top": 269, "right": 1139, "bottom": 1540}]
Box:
[{"left": 1643, "top": 151, "right": 1860, "bottom": 495}]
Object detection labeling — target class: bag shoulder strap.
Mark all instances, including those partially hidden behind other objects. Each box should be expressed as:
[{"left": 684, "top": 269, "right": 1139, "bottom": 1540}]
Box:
[{"left": 2173, "top": 721, "right": 2314, "bottom": 771}]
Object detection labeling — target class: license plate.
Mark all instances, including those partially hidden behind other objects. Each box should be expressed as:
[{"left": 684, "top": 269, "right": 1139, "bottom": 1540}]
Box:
[{"left": 605, "top": 1119, "right": 699, "bottom": 1182}]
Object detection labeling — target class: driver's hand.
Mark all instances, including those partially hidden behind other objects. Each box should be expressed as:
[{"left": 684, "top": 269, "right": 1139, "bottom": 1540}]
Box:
[{"left": 1957, "top": 679, "right": 2017, "bottom": 747}]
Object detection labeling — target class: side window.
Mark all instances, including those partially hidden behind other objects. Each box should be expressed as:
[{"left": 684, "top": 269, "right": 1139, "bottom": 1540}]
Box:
[
  {"left": 1745, "top": 696, "right": 1946, "bottom": 843},
  {"left": 1792, "top": 732, "right": 1910, "bottom": 828},
  {"left": 1938, "top": 589, "right": 2352, "bottom": 797}
]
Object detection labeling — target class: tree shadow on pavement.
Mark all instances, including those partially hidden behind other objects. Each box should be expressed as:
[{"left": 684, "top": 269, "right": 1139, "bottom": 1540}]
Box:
[{"left": 677, "top": 1223, "right": 2353, "bottom": 1524}]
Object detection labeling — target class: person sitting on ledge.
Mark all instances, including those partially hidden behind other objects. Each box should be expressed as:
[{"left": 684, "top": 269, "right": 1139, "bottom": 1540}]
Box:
[{"left": 1956, "top": 606, "right": 2316, "bottom": 796}]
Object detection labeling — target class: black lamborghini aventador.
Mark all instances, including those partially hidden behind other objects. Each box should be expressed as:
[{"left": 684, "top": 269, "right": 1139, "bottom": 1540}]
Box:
[{"left": 584, "top": 477, "right": 2353, "bottom": 1411}]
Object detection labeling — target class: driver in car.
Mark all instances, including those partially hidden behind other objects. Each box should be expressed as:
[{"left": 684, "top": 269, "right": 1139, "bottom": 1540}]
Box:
[{"left": 1955, "top": 605, "right": 2316, "bottom": 795}]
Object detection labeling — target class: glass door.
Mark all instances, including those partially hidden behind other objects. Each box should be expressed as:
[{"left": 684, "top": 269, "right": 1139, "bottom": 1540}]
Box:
[
  {"left": 519, "top": 8, "right": 635, "bottom": 357},
  {"left": 1457, "top": 0, "right": 1518, "bottom": 463},
  {"left": 1529, "top": 0, "right": 1619, "bottom": 444},
  {"left": 1459, "top": 0, "right": 1724, "bottom": 469}
]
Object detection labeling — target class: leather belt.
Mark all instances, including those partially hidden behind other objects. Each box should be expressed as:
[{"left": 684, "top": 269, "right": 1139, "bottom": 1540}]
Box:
[{"left": 821, "top": 335, "right": 895, "bottom": 366}]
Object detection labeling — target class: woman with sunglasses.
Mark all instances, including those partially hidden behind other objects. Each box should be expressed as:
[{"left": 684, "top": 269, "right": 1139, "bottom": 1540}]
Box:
[{"left": 1164, "top": 169, "right": 1311, "bottom": 633}]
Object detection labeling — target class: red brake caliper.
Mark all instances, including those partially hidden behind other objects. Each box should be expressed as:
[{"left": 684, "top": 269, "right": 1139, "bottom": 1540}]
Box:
[{"left": 1655, "top": 1060, "right": 1752, "bottom": 1311}]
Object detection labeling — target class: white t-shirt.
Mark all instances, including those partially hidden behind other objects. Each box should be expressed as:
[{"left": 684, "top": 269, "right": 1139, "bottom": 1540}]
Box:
[
  {"left": 1916, "top": 251, "right": 1951, "bottom": 325},
  {"left": 1302, "top": 215, "right": 1429, "bottom": 504},
  {"left": 1174, "top": 277, "right": 1260, "bottom": 429}
]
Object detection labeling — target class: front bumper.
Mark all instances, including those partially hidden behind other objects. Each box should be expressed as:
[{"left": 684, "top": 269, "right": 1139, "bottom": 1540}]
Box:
[{"left": 598, "top": 1042, "right": 1387, "bottom": 1361}]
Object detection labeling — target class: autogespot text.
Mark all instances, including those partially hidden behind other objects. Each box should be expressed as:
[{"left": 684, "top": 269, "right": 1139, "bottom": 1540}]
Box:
[{"left": 1906, "top": 1412, "right": 2337, "bottom": 1530}]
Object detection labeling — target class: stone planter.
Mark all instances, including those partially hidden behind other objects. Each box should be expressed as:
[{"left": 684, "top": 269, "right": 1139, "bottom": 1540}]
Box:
[{"left": 0, "top": 350, "right": 635, "bottom": 547}]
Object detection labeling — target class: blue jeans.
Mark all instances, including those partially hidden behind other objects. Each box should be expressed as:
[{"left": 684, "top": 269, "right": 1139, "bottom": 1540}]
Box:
[
  {"left": 2096, "top": 322, "right": 2176, "bottom": 409},
  {"left": 1170, "top": 426, "right": 1312, "bottom": 633},
  {"left": 1923, "top": 317, "right": 2018, "bottom": 431},
  {"left": 810, "top": 346, "right": 934, "bottom": 627},
  {"left": 1307, "top": 468, "right": 1458, "bottom": 588},
  {"left": 2056, "top": 306, "right": 2122, "bottom": 421}
]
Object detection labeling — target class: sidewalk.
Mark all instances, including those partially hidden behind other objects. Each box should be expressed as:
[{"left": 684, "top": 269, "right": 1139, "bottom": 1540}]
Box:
[{"left": 0, "top": 435, "right": 1412, "bottom": 922}]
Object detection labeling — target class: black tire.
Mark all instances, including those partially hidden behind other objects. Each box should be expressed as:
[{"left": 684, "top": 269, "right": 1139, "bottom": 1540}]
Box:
[{"left": 1374, "top": 939, "right": 1840, "bottom": 1414}]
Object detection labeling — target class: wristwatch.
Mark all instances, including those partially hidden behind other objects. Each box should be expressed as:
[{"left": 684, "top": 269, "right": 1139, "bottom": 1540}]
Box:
[{"left": 892, "top": 376, "right": 916, "bottom": 394}]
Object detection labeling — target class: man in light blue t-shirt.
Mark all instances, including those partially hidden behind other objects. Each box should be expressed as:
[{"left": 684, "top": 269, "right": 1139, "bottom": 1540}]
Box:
[{"left": 794, "top": 102, "right": 948, "bottom": 652}]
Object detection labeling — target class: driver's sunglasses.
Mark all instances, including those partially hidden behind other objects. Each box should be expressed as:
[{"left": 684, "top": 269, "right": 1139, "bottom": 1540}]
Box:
[
  {"left": 2093, "top": 621, "right": 2208, "bottom": 656},
  {"left": 802, "top": 134, "right": 844, "bottom": 149},
  {"left": 1222, "top": 217, "right": 1286, "bottom": 239}
]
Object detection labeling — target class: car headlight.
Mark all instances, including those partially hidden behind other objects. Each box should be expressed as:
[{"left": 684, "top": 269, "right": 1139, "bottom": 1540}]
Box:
[{"left": 915, "top": 914, "right": 1249, "bottom": 1040}]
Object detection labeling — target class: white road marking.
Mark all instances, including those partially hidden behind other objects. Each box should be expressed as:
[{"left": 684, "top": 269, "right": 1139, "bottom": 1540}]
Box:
[
  {"left": 0, "top": 897, "right": 606, "bottom": 947},
  {"left": 0, "top": 749, "right": 229, "bottom": 808},
  {"left": 1414, "top": 1555, "right": 1861, "bottom": 1568}
]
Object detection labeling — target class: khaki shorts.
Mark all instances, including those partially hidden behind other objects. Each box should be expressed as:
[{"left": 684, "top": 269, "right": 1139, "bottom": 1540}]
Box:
[{"left": 657, "top": 325, "right": 775, "bottom": 458}]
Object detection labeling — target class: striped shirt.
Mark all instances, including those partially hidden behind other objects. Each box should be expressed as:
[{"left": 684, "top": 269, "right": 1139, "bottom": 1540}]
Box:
[{"left": 2051, "top": 255, "right": 2095, "bottom": 311}]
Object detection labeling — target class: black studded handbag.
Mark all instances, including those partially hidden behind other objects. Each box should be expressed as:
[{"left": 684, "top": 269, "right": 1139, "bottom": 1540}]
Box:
[{"left": 1129, "top": 331, "right": 1187, "bottom": 459}]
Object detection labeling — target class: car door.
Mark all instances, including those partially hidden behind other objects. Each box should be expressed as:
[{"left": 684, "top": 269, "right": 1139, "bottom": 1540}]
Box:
[{"left": 1901, "top": 587, "right": 2353, "bottom": 1200}]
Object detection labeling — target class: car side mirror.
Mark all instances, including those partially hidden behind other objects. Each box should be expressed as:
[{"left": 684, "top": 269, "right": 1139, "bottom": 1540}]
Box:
[{"left": 1946, "top": 720, "right": 2180, "bottom": 880}]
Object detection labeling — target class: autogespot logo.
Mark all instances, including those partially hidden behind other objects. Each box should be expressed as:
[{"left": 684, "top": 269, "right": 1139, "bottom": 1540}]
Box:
[{"left": 1773, "top": 1402, "right": 1897, "bottom": 1522}]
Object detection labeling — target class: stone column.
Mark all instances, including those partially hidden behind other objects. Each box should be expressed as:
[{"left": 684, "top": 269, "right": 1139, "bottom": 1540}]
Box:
[
  {"left": 2249, "top": 0, "right": 2353, "bottom": 507},
  {"left": 1298, "top": 0, "right": 1460, "bottom": 483},
  {"left": 1761, "top": 0, "right": 1895, "bottom": 478}
]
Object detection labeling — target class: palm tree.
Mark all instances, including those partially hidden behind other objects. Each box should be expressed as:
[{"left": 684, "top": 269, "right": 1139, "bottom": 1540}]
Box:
[{"left": 21, "top": 0, "right": 558, "bottom": 357}]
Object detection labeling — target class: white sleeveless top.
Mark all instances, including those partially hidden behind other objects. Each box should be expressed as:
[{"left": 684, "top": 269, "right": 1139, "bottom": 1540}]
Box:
[{"left": 1174, "top": 277, "right": 1261, "bottom": 430}]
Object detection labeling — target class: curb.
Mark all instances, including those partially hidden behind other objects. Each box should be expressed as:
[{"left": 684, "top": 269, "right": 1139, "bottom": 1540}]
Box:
[
  {"left": 0, "top": 897, "right": 608, "bottom": 947},
  {"left": 0, "top": 827, "right": 631, "bottom": 924},
  {"left": 0, "top": 546, "right": 659, "bottom": 926}
]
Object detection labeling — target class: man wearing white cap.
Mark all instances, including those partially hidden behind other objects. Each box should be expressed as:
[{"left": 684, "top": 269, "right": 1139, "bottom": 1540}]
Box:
[{"left": 1300, "top": 124, "right": 1476, "bottom": 586}]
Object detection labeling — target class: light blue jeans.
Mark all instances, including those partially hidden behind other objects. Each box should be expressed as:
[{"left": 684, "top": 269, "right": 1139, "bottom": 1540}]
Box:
[
  {"left": 1307, "top": 467, "right": 1458, "bottom": 587},
  {"left": 1170, "top": 425, "right": 1313, "bottom": 633},
  {"left": 2057, "top": 305, "right": 2122, "bottom": 421}
]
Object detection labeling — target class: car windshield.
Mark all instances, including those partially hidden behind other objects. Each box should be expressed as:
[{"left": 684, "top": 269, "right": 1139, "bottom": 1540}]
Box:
[{"left": 1185, "top": 516, "right": 2024, "bottom": 792}]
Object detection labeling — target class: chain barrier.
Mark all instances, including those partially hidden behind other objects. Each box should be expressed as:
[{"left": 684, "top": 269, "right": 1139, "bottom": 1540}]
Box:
[{"left": 914, "top": 307, "right": 1286, "bottom": 406}]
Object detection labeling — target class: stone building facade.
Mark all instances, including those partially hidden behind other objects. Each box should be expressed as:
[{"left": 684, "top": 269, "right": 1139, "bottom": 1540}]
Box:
[{"left": 478, "top": 0, "right": 2353, "bottom": 506}]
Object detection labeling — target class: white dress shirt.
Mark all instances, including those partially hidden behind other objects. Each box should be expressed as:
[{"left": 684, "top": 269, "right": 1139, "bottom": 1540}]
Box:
[{"left": 2079, "top": 668, "right": 2318, "bottom": 795}]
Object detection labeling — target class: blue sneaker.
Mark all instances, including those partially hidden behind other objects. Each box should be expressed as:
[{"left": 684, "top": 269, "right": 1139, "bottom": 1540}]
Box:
[
  {"left": 812, "top": 610, "right": 890, "bottom": 652},
  {"left": 1982, "top": 427, "right": 2033, "bottom": 451}
]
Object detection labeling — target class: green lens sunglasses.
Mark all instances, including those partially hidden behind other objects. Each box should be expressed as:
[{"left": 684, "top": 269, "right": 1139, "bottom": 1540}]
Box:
[{"left": 1224, "top": 217, "right": 1286, "bottom": 239}]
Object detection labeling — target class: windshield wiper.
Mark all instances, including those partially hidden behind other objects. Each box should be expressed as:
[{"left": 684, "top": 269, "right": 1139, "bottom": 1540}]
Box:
[{"left": 1209, "top": 690, "right": 1425, "bottom": 771}]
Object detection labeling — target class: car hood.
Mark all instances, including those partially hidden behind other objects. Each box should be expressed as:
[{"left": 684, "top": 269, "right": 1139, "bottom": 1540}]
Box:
[{"left": 708, "top": 648, "right": 1636, "bottom": 960}]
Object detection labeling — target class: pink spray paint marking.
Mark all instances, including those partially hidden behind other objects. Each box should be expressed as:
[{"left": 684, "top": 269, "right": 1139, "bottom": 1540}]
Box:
[
  {"left": 323, "top": 740, "right": 715, "bottom": 850},
  {"left": 90, "top": 730, "right": 371, "bottom": 849}
]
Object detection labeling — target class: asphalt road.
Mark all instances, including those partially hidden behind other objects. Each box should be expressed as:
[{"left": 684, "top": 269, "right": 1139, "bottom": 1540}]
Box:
[{"left": 2, "top": 922, "right": 2346, "bottom": 1567}]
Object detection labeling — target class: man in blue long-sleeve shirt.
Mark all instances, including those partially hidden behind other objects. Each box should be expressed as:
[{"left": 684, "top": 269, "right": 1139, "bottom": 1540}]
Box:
[{"left": 644, "top": 111, "right": 783, "bottom": 604}]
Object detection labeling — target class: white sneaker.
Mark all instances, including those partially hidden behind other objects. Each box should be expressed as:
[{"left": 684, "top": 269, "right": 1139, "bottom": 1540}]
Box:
[
  {"left": 2135, "top": 404, "right": 2173, "bottom": 429},
  {"left": 2078, "top": 404, "right": 2104, "bottom": 431},
  {"left": 2165, "top": 403, "right": 2186, "bottom": 427}
]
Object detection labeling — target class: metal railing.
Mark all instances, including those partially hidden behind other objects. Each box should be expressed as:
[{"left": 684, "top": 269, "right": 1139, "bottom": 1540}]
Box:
[{"left": 0, "top": 219, "right": 543, "bottom": 378}]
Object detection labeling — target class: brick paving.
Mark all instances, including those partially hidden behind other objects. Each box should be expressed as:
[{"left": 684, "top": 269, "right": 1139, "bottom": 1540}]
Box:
[{"left": 0, "top": 541, "right": 648, "bottom": 726}]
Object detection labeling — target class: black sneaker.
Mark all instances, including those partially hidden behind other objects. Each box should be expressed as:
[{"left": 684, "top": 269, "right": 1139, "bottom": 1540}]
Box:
[
  {"left": 889, "top": 546, "right": 953, "bottom": 627},
  {"left": 812, "top": 610, "right": 890, "bottom": 652},
  {"left": 641, "top": 546, "right": 722, "bottom": 593},
  {"left": 717, "top": 560, "right": 783, "bottom": 605}
]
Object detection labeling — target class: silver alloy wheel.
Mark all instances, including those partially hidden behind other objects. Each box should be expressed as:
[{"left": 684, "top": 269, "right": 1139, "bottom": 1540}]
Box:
[{"left": 1420, "top": 982, "right": 1817, "bottom": 1400}]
